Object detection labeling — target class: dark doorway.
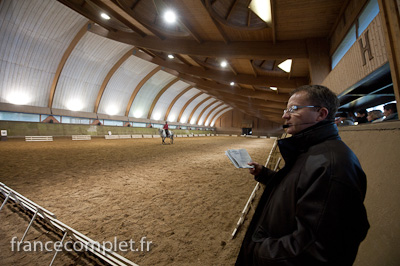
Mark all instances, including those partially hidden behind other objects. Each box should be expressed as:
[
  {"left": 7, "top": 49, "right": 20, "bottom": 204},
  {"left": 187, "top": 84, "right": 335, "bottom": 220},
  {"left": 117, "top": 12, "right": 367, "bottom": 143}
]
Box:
[{"left": 242, "top": 128, "right": 252, "bottom": 135}]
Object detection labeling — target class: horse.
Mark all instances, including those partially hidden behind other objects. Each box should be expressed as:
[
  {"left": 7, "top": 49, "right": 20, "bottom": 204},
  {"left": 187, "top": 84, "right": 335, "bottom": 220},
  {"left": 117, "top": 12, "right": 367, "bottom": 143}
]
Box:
[{"left": 158, "top": 128, "right": 174, "bottom": 144}]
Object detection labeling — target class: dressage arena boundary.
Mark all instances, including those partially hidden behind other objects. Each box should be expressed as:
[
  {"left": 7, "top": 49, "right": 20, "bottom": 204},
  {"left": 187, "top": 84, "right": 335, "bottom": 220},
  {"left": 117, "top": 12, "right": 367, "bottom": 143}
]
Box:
[
  {"left": 231, "top": 135, "right": 282, "bottom": 239},
  {"left": 25, "top": 136, "right": 53, "bottom": 142},
  {"left": 105, "top": 135, "right": 131, "bottom": 140},
  {"left": 21, "top": 134, "right": 268, "bottom": 142},
  {"left": 0, "top": 183, "right": 138, "bottom": 266},
  {"left": 72, "top": 135, "right": 91, "bottom": 141}
]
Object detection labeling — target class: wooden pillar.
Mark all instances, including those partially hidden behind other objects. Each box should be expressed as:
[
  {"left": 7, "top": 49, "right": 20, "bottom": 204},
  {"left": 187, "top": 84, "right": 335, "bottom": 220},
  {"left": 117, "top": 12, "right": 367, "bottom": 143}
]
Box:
[
  {"left": 378, "top": 0, "right": 400, "bottom": 112},
  {"left": 307, "top": 38, "right": 331, "bottom": 85}
]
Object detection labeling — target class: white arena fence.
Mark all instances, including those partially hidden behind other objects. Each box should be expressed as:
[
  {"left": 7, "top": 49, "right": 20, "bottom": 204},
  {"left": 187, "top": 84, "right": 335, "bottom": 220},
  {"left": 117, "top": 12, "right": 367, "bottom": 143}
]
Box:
[
  {"left": 21, "top": 134, "right": 266, "bottom": 141},
  {"left": 0, "top": 183, "right": 138, "bottom": 266},
  {"left": 72, "top": 135, "right": 91, "bottom": 141},
  {"left": 25, "top": 136, "right": 53, "bottom": 142}
]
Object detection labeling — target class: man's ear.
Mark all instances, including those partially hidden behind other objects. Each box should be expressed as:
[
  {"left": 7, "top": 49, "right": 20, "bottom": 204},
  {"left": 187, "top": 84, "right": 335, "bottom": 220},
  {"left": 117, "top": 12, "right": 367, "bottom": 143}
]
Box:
[{"left": 316, "top": 107, "right": 329, "bottom": 121}]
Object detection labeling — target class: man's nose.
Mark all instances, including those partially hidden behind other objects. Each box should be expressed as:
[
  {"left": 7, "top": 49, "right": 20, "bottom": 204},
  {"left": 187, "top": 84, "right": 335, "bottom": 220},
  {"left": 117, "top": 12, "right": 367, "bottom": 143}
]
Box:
[{"left": 282, "top": 112, "right": 290, "bottom": 119}]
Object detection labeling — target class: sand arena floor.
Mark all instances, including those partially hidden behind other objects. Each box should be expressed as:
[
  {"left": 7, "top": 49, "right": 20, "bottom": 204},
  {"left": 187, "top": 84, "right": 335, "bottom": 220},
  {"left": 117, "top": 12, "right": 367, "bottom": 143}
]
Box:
[{"left": 0, "top": 136, "right": 274, "bottom": 266}]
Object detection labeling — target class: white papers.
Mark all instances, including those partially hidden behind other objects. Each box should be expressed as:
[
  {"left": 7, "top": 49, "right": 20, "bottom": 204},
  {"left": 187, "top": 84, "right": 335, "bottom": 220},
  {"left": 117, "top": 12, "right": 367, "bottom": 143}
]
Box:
[{"left": 225, "top": 149, "right": 254, "bottom": 168}]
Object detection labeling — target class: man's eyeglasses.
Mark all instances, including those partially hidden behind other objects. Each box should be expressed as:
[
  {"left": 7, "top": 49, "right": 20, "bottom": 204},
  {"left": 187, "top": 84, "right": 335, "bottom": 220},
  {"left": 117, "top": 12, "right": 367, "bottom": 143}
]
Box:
[{"left": 283, "top": 105, "right": 321, "bottom": 114}]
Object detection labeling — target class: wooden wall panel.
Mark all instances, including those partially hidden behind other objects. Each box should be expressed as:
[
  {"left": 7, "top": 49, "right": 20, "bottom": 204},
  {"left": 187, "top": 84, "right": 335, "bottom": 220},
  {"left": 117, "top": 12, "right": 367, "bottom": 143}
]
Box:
[
  {"left": 323, "top": 14, "right": 388, "bottom": 95},
  {"left": 214, "top": 109, "right": 284, "bottom": 136}
]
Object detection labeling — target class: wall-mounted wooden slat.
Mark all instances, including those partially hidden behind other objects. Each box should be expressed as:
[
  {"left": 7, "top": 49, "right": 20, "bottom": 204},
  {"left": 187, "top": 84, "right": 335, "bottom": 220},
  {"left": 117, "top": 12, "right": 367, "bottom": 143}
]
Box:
[
  {"left": 188, "top": 96, "right": 212, "bottom": 124},
  {"left": 177, "top": 91, "right": 202, "bottom": 122},
  {"left": 210, "top": 106, "right": 231, "bottom": 126},
  {"left": 125, "top": 66, "right": 161, "bottom": 116},
  {"left": 196, "top": 100, "right": 218, "bottom": 125},
  {"left": 94, "top": 48, "right": 134, "bottom": 113},
  {"left": 147, "top": 78, "right": 179, "bottom": 119},
  {"left": 164, "top": 86, "right": 194, "bottom": 121},
  {"left": 49, "top": 22, "right": 90, "bottom": 108},
  {"left": 204, "top": 103, "right": 224, "bottom": 125}
]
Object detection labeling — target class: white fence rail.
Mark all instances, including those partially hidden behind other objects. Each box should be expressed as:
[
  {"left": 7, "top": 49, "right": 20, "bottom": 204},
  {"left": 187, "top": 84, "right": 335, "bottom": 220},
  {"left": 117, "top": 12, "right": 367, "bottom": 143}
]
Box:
[{"left": 0, "top": 183, "right": 138, "bottom": 266}]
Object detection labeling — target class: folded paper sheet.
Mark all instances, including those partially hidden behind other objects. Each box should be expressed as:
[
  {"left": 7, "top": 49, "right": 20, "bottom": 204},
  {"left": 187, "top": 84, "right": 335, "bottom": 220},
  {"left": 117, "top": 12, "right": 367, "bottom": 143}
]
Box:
[{"left": 225, "top": 149, "right": 254, "bottom": 168}]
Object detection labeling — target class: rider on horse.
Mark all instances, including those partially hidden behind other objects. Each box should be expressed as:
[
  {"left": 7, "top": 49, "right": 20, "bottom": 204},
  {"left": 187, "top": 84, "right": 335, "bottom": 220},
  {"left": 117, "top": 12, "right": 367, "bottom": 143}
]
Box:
[{"left": 163, "top": 121, "right": 169, "bottom": 137}]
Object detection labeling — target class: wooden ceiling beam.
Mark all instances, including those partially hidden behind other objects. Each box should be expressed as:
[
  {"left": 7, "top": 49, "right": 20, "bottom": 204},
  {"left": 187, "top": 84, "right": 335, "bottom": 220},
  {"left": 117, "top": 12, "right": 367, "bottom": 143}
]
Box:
[
  {"left": 90, "top": 0, "right": 147, "bottom": 37},
  {"left": 110, "top": 0, "right": 166, "bottom": 40},
  {"left": 58, "top": 0, "right": 116, "bottom": 32},
  {"left": 217, "top": 94, "right": 287, "bottom": 109},
  {"left": 174, "top": 54, "right": 193, "bottom": 66},
  {"left": 131, "top": 48, "right": 307, "bottom": 87},
  {"left": 89, "top": 23, "right": 309, "bottom": 59},
  {"left": 178, "top": 73, "right": 290, "bottom": 102},
  {"left": 226, "top": 0, "right": 239, "bottom": 21}
]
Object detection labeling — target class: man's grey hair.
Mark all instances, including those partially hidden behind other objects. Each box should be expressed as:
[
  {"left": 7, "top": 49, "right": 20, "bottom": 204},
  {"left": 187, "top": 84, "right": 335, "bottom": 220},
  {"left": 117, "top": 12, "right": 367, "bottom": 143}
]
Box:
[{"left": 291, "top": 85, "right": 339, "bottom": 121}]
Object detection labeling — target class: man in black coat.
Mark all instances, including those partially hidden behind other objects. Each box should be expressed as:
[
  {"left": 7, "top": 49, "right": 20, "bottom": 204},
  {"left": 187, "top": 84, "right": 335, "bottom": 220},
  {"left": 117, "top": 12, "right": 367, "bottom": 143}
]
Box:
[{"left": 236, "top": 85, "right": 369, "bottom": 266}]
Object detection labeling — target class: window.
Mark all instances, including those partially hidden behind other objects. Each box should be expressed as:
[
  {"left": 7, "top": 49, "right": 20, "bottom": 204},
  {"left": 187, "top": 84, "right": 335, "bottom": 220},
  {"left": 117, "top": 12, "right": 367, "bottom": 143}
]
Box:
[
  {"left": 62, "top": 117, "right": 90, "bottom": 124},
  {"left": 332, "top": 25, "right": 356, "bottom": 69},
  {"left": 331, "top": 0, "right": 379, "bottom": 69},
  {"left": 358, "top": 0, "right": 379, "bottom": 37},
  {"left": 152, "top": 124, "right": 164, "bottom": 129},
  {"left": 132, "top": 122, "right": 147, "bottom": 127},
  {"left": 0, "top": 112, "right": 40, "bottom": 122},
  {"left": 103, "top": 120, "right": 124, "bottom": 126}
]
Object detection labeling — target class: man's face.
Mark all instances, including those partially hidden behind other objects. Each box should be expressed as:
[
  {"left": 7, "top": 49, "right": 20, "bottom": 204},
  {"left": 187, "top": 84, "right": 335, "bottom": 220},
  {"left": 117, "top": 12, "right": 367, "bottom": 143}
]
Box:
[
  {"left": 282, "top": 91, "right": 322, "bottom": 135},
  {"left": 383, "top": 108, "right": 391, "bottom": 117},
  {"left": 356, "top": 112, "right": 365, "bottom": 118}
]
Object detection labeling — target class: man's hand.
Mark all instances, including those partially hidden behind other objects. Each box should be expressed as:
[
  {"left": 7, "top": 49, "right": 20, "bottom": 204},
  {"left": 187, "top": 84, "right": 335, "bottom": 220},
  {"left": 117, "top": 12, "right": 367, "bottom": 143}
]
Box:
[{"left": 248, "top": 162, "right": 262, "bottom": 176}]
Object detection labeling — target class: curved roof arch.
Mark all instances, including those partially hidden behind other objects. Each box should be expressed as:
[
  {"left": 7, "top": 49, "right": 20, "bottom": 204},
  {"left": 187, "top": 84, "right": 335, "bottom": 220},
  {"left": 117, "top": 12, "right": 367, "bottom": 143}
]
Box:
[
  {"left": 147, "top": 77, "right": 180, "bottom": 120},
  {"left": 0, "top": 0, "right": 87, "bottom": 107},
  {"left": 188, "top": 97, "right": 214, "bottom": 124},
  {"left": 130, "top": 70, "right": 176, "bottom": 119},
  {"left": 3, "top": 0, "right": 357, "bottom": 125},
  {"left": 53, "top": 31, "right": 133, "bottom": 112},
  {"left": 196, "top": 100, "right": 221, "bottom": 125},
  {"left": 98, "top": 55, "right": 158, "bottom": 116},
  {"left": 180, "top": 93, "right": 209, "bottom": 124},
  {"left": 204, "top": 103, "right": 225, "bottom": 126},
  {"left": 210, "top": 106, "right": 232, "bottom": 127},
  {"left": 150, "top": 80, "right": 188, "bottom": 121}
]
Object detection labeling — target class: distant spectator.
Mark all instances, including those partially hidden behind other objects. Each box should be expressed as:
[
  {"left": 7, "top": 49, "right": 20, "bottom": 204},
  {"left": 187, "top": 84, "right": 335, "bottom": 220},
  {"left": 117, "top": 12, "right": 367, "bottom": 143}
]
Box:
[
  {"left": 355, "top": 109, "right": 369, "bottom": 124},
  {"left": 335, "top": 112, "right": 354, "bottom": 126},
  {"left": 383, "top": 103, "right": 398, "bottom": 121},
  {"left": 367, "top": 110, "right": 384, "bottom": 123}
]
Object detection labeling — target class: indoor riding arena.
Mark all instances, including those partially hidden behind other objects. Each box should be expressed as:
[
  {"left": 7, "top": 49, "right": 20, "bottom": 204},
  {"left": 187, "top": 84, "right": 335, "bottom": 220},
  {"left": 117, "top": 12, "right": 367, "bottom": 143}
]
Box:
[
  {"left": 0, "top": 135, "right": 275, "bottom": 265},
  {"left": 1, "top": 0, "right": 400, "bottom": 266}
]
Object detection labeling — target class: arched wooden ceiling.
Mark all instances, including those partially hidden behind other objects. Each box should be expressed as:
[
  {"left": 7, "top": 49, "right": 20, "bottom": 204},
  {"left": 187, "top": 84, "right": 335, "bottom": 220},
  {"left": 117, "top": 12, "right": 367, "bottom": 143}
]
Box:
[{"left": 0, "top": 0, "right": 349, "bottom": 125}]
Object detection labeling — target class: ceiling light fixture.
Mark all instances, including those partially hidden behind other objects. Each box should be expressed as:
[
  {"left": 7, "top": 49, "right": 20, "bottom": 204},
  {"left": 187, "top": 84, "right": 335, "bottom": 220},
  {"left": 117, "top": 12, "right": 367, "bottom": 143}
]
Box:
[
  {"left": 7, "top": 92, "right": 30, "bottom": 105},
  {"left": 67, "top": 100, "right": 83, "bottom": 111},
  {"left": 168, "top": 54, "right": 174, "bottom": 59},
  {"left": 278, "top": 59, "right": 292, "bottom": 73},
  {"left": 270, "top": 87, "right": 277, "bottom": 91},
  {"left": 248, "top": 0, "right": 272, "bottom": 26},
  {"left": 106, "top": 106, "right": 119, "bottom": 116},
  {"left": 164, "top": 10, "right": 177, "bottom": 23},
  {"left": 220, "top": 60, "right": 228, "bottom": 68},
  {"left": 230, "top": 82, "right": 235, "bottom": 86},
  {"left": 100, "top": 13, "right": 111, "bottom": 20},
  {"left": 133, "top": 110, "right": 142, "bottom": 118}
]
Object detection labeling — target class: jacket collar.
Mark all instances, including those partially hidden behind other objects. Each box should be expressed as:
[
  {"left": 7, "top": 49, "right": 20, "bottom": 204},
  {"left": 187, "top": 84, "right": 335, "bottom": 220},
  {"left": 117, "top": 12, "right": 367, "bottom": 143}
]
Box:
[{"left": 278, "top": 121, "right": 340, "bottom": 165}]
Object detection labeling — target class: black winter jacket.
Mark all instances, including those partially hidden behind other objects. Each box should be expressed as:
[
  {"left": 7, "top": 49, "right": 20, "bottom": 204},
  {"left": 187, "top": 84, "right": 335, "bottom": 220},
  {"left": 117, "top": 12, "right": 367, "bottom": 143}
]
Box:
[{"left": 236, "top": 121, "right": 369, "bottom": 266}]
